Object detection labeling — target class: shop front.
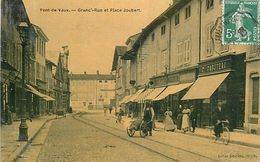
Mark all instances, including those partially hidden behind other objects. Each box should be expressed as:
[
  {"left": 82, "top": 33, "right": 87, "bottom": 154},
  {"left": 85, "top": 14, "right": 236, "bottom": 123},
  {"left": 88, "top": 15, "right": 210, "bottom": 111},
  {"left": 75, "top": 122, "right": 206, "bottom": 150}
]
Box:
[
  {"left": 150, "top": 67, "right": 197, "bottom": 122},
  {"left": 182, "top": 54, "right": 246, "bottom": 130}
]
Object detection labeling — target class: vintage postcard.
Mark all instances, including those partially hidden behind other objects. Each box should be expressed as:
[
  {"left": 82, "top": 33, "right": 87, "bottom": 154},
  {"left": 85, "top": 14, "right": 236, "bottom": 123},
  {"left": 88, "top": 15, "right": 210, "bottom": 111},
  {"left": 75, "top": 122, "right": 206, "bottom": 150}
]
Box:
[{"left": 1, "top": 0, "right": 260, "bottom": 161}]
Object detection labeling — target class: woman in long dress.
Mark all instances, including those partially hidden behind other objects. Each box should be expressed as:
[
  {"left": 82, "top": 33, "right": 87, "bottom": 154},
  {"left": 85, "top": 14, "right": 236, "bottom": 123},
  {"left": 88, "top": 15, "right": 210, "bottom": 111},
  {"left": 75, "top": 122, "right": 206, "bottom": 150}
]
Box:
[
  {"left": 181, "top": 106, "right": 191, "bottom": 133},
  {"left": 164, "top": 108, "right": 175, "bottom": 132}
]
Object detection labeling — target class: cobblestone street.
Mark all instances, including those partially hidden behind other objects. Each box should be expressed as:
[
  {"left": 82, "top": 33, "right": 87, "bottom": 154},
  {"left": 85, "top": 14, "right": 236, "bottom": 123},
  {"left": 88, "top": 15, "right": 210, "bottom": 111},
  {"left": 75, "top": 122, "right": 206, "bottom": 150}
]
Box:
[{"left": 15, "top": 111, "right": 260, "bottom": 162}]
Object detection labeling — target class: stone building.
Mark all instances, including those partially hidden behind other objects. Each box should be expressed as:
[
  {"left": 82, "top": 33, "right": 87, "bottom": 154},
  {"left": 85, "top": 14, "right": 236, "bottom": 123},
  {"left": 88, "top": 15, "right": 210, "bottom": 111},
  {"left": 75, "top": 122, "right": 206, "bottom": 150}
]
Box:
[
  {"left": 111, "top": 46, "right": 127, "bottom": 109},
  {"left": 54, "top": 46, "right": 70, "bottom": 113},
  {"left": 114, "top": 0, "right": 259, "bottom": 132},
  {"left": 70, "top": 72, "right": 115, "bottom": 111},
  {"left": 1, "top": 0, "right": 35, "bottom": 121}
]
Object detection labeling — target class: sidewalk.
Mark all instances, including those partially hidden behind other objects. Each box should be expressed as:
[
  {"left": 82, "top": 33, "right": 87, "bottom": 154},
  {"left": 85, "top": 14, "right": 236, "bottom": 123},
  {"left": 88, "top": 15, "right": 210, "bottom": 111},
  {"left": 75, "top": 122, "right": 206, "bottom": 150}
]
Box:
[
  {"left": 1, "top": 115, "right": 56, "bottom": 162},
  {"left": 120, "top": 116, "right": 260, "bottom": 148}
]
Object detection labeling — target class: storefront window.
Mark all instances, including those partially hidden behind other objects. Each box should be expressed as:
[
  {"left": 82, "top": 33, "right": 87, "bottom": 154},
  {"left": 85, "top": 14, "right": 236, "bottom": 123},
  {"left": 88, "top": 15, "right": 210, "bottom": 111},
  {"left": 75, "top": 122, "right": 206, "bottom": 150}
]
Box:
[{"left": 252, "top": 77, "right": 259, "bottom": 114}]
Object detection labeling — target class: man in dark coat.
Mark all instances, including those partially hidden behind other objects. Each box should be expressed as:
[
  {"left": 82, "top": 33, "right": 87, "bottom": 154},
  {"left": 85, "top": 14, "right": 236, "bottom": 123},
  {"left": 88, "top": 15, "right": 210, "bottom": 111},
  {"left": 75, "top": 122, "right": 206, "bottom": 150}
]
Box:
[
  {"left": 189, "top": 106, "right": 197, "bottom": 133},
  {"left": 212, "top": 101, "right": 225, "bottom": 138},
  {"left": 143, "top": 102, "right": 154, "bottom": 136}
]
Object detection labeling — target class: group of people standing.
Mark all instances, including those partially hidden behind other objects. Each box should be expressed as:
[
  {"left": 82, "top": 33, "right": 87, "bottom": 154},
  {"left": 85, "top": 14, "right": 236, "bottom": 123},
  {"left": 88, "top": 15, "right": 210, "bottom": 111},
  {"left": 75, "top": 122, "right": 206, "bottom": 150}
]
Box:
[{"left": 165, "top": 104, "right": 197, "bottom": 133}]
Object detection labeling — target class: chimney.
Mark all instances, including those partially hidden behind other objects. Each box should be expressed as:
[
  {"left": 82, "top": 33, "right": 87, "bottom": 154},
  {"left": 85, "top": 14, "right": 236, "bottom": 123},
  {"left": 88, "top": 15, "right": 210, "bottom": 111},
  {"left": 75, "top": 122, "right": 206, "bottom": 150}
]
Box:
[{"left": 96, "top": 70, "right": 99, "bottom": 75}]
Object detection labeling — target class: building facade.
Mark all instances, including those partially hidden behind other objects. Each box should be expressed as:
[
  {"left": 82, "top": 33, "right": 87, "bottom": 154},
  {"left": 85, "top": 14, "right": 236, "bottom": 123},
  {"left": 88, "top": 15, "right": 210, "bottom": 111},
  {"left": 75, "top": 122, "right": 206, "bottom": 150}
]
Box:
[
  {"left": 54, "top": 47, "right": 70, "bottom": 113},
  {"left": 111, "top": 46, "right": 127, "bottom": 108},
  {"left": 1, "top": 0, "right": 36, "bottom": 122},
  {"left": 70, "top": 72, "right": 115, "bottom": 111},
  {"left": 245, "top": 45, "right": 260, "bottom": 134},
  {"left": 114, "top": 0, "right": 259, "bottom": 133}
]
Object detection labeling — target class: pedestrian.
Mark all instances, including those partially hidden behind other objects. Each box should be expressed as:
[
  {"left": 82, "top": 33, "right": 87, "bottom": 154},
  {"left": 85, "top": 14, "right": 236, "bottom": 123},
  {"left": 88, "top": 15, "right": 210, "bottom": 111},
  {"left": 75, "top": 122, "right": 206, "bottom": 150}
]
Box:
[
  {"left": 5, "top": 104, "right": 12, "bottom": 125},
  {"left": 109, "top": 105, "right": 113, "bottom": 114},
  {"left": 213, "top": 101, "right": 225, "bottom": 139},
  {"left": 116, "top": 108, "right": 124, "bottom": 123},
  {"left": 189, "top": 106, "right": 197, "bottom": 133},
  {"left": 181, "top": 104, "right": 191, "bottom": 133},
  {"left": 164, "top": 107, "right": 175, "bottom": 132},
  {"left": 142, "top": 102, "right": 154, "bottom": 136},
  {"left": 176, "top": 105, "right": 183, "bottom": 130},
  {"left": 103, "top": 106, "right": 107, "bottom": 116}
]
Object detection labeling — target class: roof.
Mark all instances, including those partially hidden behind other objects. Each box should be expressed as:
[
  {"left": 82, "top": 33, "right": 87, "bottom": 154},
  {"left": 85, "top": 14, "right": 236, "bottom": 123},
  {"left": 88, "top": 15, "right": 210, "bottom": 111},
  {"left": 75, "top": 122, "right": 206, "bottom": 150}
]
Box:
[
  {"left": 46, "top": 59, "right": 56, "bottom": 66},
  {"left": 32, "top": 24, "right": 49, "bottom": 42},
  {"left": 70, "top": 74, "right": 116, "bottom": 80},
  {"left": 111, "top": 46, "right": 127, "bottom": 71},
  {"left": 125, "top": 33, "right": 141, "bottom": 45},
  {"left": 123, "top": 0, "right": 191, "bottom": 59}
]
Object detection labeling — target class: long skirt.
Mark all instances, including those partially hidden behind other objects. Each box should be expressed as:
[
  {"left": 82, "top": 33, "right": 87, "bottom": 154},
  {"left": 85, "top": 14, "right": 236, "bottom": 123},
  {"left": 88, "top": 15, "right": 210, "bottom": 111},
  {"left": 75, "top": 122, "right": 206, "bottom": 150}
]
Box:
[
  {"left": 181, "top": 114, "right": 190, "bottom": 130},
  {"left": 164, "top": 116, "right": 175, "bottom": 131}
]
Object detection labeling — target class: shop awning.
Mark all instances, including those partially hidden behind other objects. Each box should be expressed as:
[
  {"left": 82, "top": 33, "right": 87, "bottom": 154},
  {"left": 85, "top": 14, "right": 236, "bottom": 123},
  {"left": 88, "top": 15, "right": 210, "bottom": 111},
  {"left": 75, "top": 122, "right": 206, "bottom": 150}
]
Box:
[
  {"left": 134, "top": 89, "right": 154, "bottom": 102},
  {"left": 119, "top": 95, "right": 131, "bottom": 105},
  {"left": 154, "top": 82, "right": 193, "bottom": 101},
  {"left": 26, "top": 84, "right": 46, "bottom": 98},
  {"left": 145, "top": 87, "right": 166, "bottom": 101},
  {"left": 43, "top": 94, "right": 55, "bottom": 101},
  {"left": 127, "top": 89, "right": 145, "bottom": 103},
  {"left": 181, "top": 72, "right": 230, "bottom": 100}
]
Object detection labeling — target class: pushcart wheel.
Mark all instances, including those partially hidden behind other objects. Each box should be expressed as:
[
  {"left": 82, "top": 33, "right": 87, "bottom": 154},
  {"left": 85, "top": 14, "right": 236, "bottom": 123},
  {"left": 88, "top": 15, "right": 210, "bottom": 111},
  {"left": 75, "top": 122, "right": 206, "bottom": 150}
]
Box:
[
  {"left": 221, "top": 127, "right": 230, "bottom": 145},
  {"left": 140, "top": 121, "right": 147, "bottom": 138},
  {"left": 127, "top": 127, "right": 135, "bottom": 137}
]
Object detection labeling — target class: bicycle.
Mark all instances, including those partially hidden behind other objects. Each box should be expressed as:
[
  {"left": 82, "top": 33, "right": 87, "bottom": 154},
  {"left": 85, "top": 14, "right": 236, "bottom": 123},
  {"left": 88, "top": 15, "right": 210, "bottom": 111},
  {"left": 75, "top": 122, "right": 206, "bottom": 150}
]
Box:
[{"left": 209, "top": 120, "right": 230, "bottom": 145}]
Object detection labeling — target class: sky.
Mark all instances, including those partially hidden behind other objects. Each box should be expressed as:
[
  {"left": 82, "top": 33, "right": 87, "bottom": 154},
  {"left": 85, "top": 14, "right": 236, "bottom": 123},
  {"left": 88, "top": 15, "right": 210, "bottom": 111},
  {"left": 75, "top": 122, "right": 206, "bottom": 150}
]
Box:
[{"left": 23, "top": 0, "right": 172, "bottom": 74}]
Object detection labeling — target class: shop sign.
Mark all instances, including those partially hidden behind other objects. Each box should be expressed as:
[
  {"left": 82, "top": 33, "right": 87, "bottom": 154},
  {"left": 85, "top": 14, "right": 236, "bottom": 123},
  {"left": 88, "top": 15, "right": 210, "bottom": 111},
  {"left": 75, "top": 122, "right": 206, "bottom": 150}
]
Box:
[{"left": 199, "top": 59, "right": 231, "bottom": 74}]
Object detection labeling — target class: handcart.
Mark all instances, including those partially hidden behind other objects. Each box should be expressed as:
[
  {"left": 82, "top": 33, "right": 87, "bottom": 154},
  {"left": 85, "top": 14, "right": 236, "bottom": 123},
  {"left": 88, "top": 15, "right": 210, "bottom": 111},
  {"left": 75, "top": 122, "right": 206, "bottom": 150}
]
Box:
[{"left": 126, "top": 118, "right": 152, "bottom": 138}]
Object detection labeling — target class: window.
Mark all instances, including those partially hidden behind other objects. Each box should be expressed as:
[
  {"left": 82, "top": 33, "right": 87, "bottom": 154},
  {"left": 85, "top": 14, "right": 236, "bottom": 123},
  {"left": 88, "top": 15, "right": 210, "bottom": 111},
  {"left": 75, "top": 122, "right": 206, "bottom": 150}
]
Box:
[
  {"left": 105, "top": 80, "right": 108, "bottom": 83},
  {"left": 36, "top": 63, "right": 40, "bottom": 79},
  {"left": 177, "top": 42, "right": 183, "bottom": 65},
  {"left": 151, "top": 33, "right": 155, "bottom": 41},
  {"left": 185, "top": 5, "right": 191, "bottom": 19},
  {"left": 252, "top": 77, "right": 259, "bottom": 114},
  {"left": 161, "top": 25, "right": 166, "bottom": 35},
  {"left": 99, "top": 80, "right": 102, "bottom": 83},
  {"left": 206, "top": 23, "right": 214, "bottom": 56},
  {"left": 184, "top": 39, "right": 191, "bottom": 64},
  {"left": 206, "top": 0, "right": 214, "bottom": 10},
  {"left": 175, "top": 13, "right": 180, "bottom": 26}
]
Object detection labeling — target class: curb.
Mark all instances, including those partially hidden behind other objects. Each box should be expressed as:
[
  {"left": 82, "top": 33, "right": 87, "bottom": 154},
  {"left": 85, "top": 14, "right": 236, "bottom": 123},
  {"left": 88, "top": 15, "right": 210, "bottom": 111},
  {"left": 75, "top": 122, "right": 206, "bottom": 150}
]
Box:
[{"left": 5, "top": 116, "right": 56, "bottom": 162}]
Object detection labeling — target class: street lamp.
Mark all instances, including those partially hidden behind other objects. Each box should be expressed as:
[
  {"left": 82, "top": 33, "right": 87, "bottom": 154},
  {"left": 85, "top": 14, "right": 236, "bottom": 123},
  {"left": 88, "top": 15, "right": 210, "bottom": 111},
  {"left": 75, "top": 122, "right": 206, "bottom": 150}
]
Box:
[{"left": 17, "top": 21, "right": 29, "bottom": 141}]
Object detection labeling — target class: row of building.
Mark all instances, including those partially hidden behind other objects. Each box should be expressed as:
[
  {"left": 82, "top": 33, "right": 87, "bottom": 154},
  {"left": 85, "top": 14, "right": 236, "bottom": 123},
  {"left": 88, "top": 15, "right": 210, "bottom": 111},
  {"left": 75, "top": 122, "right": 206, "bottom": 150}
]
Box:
[
  {"left": 112, "top": 0, "right": 260, "bottom": 134},
  {"left": 1, "top": 0, "right": 70, "bottom": 124},
  {"left": 69, "top": 71, "right": 116, "bottom": 111}
]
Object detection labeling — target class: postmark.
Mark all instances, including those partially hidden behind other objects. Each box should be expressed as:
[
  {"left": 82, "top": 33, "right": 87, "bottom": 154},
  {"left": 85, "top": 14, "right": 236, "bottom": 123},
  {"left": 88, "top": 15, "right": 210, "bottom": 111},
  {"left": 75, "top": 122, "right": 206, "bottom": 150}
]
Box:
[{"left": 222, "top": 0, "right": 260, "bottom": 44}]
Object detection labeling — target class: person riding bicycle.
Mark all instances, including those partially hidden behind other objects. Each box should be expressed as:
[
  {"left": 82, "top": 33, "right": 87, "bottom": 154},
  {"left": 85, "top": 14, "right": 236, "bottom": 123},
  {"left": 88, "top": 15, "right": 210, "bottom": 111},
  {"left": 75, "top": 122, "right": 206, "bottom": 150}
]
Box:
[
  {"left": 142, "top": 102, "right": 154, "bottom": 136},
  {"left": 212, "top": 101, "right": 225, "bottom": 138}
]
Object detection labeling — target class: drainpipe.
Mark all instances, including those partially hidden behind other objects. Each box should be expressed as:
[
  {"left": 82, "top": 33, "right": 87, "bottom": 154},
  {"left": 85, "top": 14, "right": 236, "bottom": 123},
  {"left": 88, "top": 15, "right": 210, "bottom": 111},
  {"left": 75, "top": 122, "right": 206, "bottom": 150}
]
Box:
[
  {"left": 199, "top": 0, "right": 202, "bottom": 63},
  {"left": 168, "top": 15, "right": 172, "bottom": 72}
]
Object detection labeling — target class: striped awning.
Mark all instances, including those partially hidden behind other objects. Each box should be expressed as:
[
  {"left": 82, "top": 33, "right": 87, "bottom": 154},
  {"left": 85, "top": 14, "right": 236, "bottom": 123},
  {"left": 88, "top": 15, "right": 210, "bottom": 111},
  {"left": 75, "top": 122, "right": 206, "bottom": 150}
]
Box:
[
  {"left": 127, "top": 89, "right": 145, "bottom": 103},
  {"left": 154, "top": 83, "right": 193, "bottom": 101},
  {"left": 134, "top": 89, "right": 154, "bottom": 102},
  {"left": 144, "top": 87, "right": 166, "bottom": 101}
]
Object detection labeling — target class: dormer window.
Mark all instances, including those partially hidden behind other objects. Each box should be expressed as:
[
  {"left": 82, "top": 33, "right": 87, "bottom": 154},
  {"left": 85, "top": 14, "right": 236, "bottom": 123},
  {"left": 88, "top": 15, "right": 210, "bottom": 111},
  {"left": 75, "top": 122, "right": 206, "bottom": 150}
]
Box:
[
  {"left": 206, "top": 0, "right": 214, "bottom": 10},
  {"left": 185, "top": 5, "right": 191, "bottom": 19},
  {"left": 161, "top": 25, "right": 166, "bottom": 35},
  {"left": 151, "top": 33, "right": 155, "bottom": 41}
]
